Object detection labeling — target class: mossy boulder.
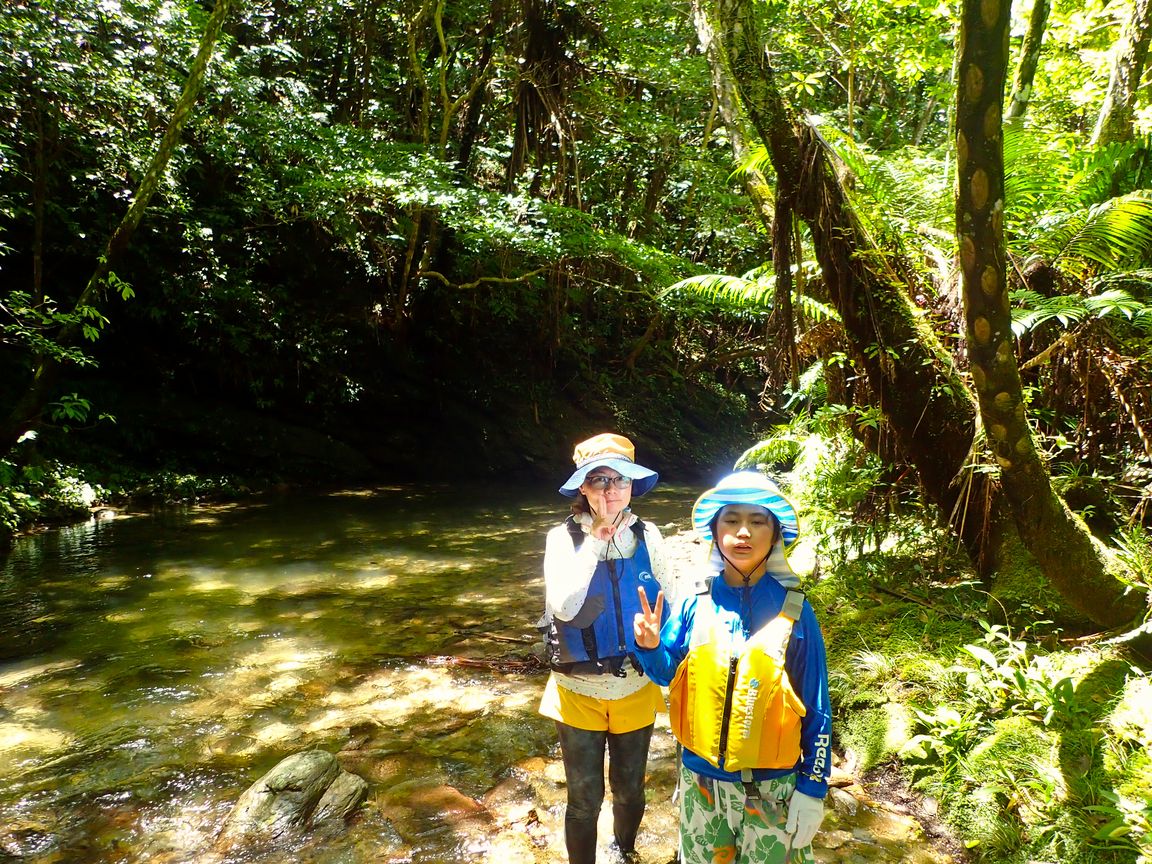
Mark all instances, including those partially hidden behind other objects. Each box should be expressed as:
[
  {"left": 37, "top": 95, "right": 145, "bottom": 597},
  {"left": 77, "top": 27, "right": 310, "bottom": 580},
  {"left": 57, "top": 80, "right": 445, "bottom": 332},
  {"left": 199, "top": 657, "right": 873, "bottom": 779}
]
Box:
[
  {"left": 219, "top": 750, "right": 368, "bottom": 844},
  {"left": 840, "top": 702, "right": 915, "bottom": 772}
]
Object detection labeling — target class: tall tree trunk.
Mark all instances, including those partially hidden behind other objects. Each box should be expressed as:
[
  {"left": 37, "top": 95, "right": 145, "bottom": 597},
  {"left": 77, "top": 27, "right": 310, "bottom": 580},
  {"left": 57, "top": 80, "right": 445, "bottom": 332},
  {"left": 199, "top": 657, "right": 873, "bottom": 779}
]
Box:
[
  {"left": 693, "top": 0, "right": 797, "bottom": 386},
  {"left": 406, "top": 0, "right": 436, "bottom": 144},
  {"left": 957, "top": 0, "right": 1147, "bottom": 630},
  {"left": 454, "top": 15, "right": 497, "bottom": 174},
  {"left": 1, "top": 0, "right": 234, "bottom": 455},
  {"left": 1005, "top": 0, "right": 1050, "bottom": 122},
  {"left": 1091, "top": 0, "right": 1152, "bottom": 146},
  {"left": 691, "top": 0, "right": 773, "bottom": 232}
]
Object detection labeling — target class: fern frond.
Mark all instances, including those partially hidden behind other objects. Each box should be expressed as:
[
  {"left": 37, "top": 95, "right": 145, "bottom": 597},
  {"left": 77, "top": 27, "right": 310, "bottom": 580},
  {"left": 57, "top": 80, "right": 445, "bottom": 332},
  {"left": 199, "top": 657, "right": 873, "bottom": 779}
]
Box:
[
  {"left": 663, "top": 261, "right": 841, "bottom": 324},
  {"left": 797, "top": 294, "right": 841, "bottom": 323},
  {"left": 822, "top": 134, "right": 950, "bottom": 234},
  {"left": 1088, "top": 267, "right": 1152, "bottom": 295},
  {"left": 1010, "top": 285, "right": 1152, "bottom": 336},
  {"left": 1010, "top": 289, "right": 1089, "bottom": 335},
  {"left": 1068, "top": 134, "right": 1152, "bottom": 206},
  {"left": 662, "top": 273, "right": 774, "bottom": 312},
  {"left": 1004, "top": 122, "right": 1068, "bottom": 218},
  {"left": 1029, "top": 193, "right": 1152, "bottom": 276},
  {"left": 1083, "top": 288, "right": 1147, "bottom": 320},
  {"left": 735, "top": 144, "right": 775, "bottom": 182},
  {"left": 734, "top": 429, "right": 806, "bottom": 470},
  {"left": 782, "top": 360, "right": 830, "bottom": 410}
]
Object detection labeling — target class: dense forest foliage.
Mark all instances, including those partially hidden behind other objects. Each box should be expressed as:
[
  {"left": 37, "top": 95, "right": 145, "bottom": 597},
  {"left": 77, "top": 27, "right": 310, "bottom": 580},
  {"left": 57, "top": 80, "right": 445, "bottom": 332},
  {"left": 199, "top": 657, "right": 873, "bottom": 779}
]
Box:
[
  {"left": 2, "top": 0, "right": 1150, "bottom": 522},
  {"left": 2, "top": 0, "right": 1152, "bottom": 859},
  {"left": 1, "top": 0, "right": 776, "bottom": 509}
]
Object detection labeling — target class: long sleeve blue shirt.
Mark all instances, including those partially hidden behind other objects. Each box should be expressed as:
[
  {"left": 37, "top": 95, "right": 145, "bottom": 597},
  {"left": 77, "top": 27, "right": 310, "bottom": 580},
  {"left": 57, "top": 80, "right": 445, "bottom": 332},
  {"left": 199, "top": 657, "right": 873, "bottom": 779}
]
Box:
[{"left": 637, "top": 569, "right": 832, "bottom": 799}]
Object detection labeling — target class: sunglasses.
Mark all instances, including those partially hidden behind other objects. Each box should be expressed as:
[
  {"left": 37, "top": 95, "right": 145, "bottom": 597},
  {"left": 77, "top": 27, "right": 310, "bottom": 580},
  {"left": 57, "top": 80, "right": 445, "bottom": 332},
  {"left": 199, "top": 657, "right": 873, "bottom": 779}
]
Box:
[{"left": 584, "top": 474, "right": 633, "bottom": 490}]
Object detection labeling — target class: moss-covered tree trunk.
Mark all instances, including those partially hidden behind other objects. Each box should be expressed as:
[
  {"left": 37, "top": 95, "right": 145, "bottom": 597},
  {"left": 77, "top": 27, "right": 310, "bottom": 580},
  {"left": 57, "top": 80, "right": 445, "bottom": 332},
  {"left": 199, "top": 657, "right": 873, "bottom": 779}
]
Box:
[
  {"left": 691, "top": 0, "right": 774, "bottom": 232},
  {"left": 956, "top": 0, "right": 1147, "bottom": 630},
  {"left": 1091, "top": 0, "right": 1152, "bottom": 146},
  {"left": 692, "top": 0, "right": 798, "bottom": 385},
  {"left": 1005, "top": 0, "right": 1050, "bottom": 122},
  {"left": 706, "top": 0, "right": 990, "bottom": 561}
]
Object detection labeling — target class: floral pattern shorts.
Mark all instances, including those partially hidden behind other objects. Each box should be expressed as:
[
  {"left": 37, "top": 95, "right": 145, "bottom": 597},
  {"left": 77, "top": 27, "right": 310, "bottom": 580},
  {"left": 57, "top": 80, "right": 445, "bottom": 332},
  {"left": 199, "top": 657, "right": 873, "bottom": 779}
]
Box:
[{"left": 678, "top": 763, "right": 817, "bottom": 864}]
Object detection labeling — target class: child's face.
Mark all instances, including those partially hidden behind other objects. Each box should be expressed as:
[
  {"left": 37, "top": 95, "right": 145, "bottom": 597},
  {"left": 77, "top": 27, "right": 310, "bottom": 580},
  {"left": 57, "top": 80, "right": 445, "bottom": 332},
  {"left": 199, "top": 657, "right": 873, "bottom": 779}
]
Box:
[{"left": 715, "top": 504, "right": 777, "bottom": 569}]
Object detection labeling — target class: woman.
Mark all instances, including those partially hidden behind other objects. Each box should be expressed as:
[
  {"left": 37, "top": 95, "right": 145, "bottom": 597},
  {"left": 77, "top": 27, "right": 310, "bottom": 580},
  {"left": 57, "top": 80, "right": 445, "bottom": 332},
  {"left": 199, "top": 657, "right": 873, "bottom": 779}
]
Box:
[
  {"left": 539, "top": 433, "right": 672, "bottom": 863},
  {"left": 634, "top": 471, "right": 831, "bottom": 863}
]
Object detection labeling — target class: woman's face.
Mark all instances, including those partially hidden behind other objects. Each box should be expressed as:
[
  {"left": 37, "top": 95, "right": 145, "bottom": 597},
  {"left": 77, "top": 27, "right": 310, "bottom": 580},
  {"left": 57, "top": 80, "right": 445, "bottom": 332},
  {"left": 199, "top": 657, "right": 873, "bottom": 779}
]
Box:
[
  {"left": 715, "top": 504, "right": 777, "bottom": 571},
  {"left": 579, "top": 468, "right": 633, "bottom": 522}
]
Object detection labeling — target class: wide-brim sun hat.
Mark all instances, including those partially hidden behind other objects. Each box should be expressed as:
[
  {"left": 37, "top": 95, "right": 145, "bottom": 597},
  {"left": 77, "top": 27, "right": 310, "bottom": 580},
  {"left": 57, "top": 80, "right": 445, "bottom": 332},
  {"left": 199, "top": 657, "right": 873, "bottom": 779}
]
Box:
[
  {"left": 692, "top": 470, "right": 799, "bottom": 547},
  {"left": 559, "top": 433, "right": 659, "bottom": 498}
]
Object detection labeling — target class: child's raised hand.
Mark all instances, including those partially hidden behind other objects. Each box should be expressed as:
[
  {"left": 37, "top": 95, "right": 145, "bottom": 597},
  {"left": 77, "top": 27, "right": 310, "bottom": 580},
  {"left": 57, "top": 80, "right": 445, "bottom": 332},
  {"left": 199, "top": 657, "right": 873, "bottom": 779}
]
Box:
[{"left": 633, "top": 588, "right": 663, "bottom": 649}]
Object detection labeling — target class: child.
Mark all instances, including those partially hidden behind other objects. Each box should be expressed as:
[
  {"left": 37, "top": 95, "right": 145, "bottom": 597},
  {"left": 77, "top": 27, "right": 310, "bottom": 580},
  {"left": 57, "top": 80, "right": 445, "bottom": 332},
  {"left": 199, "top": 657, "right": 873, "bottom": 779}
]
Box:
[{"left": 633, "top": 471, "right": 831, "bottom": 863}]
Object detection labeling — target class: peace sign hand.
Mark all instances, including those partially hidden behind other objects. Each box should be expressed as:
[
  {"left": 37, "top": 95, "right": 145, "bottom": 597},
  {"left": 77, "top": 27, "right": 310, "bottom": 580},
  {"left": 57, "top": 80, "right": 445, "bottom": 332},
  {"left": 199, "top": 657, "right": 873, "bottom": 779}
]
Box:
[{"left": 633, "top": 588, "right": 664, "bottom": 650}]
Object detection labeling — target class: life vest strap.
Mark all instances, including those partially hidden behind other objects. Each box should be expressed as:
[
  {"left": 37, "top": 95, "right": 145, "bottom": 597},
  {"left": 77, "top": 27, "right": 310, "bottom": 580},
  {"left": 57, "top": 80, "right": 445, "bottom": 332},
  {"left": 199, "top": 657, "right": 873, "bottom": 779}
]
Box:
[{"left": 781, "top": 589, "right": 805, "bottom": 622}]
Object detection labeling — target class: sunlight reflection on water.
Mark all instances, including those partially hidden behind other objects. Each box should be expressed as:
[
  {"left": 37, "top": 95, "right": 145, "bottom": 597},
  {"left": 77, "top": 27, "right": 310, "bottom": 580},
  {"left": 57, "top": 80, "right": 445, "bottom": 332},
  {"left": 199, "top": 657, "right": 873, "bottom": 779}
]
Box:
[
  {"left": 0, "top": 484, "right": 952, "bottom": 864},
  {"left": 0, "top": 485, "right": 697, "bottom": 863}
]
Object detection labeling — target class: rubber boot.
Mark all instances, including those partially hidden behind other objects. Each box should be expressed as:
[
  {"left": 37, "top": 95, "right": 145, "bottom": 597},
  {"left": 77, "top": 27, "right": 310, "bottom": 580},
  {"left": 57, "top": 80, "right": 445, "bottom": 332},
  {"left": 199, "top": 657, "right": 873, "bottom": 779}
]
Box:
[
  {"left": 607, "top": 723, "right": 654, "bottom": 855},
  {"left": 556, "top": 722, "right": 607, "bottom": 864}
]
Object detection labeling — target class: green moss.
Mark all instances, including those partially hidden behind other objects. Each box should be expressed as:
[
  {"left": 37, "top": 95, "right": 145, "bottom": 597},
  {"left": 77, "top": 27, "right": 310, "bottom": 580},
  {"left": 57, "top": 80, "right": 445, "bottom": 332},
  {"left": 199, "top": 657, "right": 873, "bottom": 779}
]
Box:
[
  {"left": 988, "top": 528, "right": 1085, "bottom": 632},
  {"left": 967, "top": 715, "right": 1059, "bottom": 796},
  {"left": 923, "top": 717, "right": 1057, "bottom": 862},
  {"left": 840, "top": 703, "right": 915, "bottom": 772}
]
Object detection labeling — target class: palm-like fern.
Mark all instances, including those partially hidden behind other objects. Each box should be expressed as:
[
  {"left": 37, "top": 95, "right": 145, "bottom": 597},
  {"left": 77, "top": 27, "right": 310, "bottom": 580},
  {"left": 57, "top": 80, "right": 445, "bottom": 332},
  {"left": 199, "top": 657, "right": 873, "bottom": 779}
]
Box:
[
  {"left": 661, "top": 265, "right": 840, "bottom": 323},
  {"left": 1025, "top": 193, "right": 1152, "bottom": 278},
  {"left": 1011, "top": 286, "right": 1152, "bottom": 337}
]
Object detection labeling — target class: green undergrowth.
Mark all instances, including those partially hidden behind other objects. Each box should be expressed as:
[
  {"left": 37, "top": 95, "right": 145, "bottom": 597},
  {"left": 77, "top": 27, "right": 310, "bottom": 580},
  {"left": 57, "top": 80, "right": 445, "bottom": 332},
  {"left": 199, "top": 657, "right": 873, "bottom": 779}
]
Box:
[
  {"left": 810, "top": 535, "right": 1152, "bottom": 864},
  {"left": 0, "top": 450, "right": 251, "bottom": 542}
]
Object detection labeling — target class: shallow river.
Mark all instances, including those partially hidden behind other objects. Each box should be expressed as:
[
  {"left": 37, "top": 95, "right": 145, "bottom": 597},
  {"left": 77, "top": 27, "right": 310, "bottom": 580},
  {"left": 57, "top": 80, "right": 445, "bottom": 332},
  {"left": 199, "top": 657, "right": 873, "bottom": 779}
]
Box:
[{"left": 0, "top": 485, "right": 954, "bottom": 864}]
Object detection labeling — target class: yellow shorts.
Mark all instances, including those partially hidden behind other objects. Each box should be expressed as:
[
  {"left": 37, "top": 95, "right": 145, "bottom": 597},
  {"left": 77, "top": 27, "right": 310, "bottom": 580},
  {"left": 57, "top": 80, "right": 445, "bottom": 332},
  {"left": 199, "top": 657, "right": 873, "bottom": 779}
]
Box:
[{"left": 539, "top": 675, "right": 666, "bottom": 734}]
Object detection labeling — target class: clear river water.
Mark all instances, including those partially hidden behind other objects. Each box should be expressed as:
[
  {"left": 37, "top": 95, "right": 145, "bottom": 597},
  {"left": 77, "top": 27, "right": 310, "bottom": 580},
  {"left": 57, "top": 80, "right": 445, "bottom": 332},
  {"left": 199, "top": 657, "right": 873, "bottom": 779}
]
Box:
[{"left": 0, "top": 484, "right": 955, "bottom": 864}]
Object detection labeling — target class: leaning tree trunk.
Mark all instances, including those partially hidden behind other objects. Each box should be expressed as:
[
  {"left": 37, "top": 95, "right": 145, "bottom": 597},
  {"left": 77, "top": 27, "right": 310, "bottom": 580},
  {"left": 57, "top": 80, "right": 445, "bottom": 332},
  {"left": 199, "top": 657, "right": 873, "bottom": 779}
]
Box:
[
  {"left": 1091, "top": 0, "right": 1152, "bottom": 146},
  {"left": 707, "top": 0, "right": 990, "bottom": 562},
  {"left": 692, "top": 0, "right": 797, "bottom": 386},
  {"left": 1, "top": 0, "right": 234, "bottom": 457},
  {"left": 956, "top": 0, "right": 1148, "bottom": 630},
  {"left": 692, "top": 1, "right": 774, "bottom": 233},
  {"left": 1005, "top": 0, "right": 1050, "bottom": 122}
]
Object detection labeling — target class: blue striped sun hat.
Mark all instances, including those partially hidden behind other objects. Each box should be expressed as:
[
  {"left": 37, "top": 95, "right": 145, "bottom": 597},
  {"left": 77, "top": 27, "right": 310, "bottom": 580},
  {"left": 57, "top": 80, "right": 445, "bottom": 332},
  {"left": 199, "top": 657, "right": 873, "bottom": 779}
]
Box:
[{"left": 692, "top": 471, "right": 800, "bottom": 547}]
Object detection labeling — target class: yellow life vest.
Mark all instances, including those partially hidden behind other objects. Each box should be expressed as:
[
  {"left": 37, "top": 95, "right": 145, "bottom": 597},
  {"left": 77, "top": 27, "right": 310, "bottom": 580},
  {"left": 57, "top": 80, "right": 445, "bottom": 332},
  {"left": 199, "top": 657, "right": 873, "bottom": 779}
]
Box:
[{"left": 668, "top": 586, "right": 806, "bottom": 772}]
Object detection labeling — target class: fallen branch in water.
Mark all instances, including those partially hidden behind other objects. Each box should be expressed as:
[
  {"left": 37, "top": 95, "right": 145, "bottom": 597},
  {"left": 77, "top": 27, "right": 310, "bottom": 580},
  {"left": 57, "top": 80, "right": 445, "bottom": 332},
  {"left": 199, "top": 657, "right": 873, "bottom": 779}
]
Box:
[{"left": 423, "top": 654, "right": 549, "bottom": 674}]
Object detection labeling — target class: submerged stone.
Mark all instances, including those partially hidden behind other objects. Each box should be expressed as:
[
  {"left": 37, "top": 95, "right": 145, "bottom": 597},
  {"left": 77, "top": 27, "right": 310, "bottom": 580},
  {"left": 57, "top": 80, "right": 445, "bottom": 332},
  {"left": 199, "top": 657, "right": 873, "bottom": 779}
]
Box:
[{"left": 219, "top": 749, "right": 367, "bottom": 844}]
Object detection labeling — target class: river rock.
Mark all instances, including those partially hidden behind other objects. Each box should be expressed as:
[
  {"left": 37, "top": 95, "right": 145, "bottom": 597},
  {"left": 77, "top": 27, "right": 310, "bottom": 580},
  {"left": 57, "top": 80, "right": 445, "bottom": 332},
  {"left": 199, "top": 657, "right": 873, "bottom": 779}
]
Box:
[
  {"left": 219, "top": 750, "right": 367, "bottom": 843},
  {"left": 313, "top": 770, "right": 370, "bottom": 823}
]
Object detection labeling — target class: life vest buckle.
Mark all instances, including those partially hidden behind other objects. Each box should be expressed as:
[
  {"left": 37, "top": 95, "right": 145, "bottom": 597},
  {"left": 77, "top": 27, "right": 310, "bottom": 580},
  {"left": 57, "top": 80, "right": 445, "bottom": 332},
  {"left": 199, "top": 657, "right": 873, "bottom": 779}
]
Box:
[{"left": 740, "top": 769, "right": 761, "bottom": 801}]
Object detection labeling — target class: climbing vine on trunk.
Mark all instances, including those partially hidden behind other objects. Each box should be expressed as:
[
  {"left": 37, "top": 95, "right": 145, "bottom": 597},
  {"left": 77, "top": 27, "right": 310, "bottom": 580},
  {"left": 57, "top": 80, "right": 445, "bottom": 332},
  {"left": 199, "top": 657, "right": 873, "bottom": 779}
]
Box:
[{"left": 956, "top": 0, "right": 1147, "bottom": 632}]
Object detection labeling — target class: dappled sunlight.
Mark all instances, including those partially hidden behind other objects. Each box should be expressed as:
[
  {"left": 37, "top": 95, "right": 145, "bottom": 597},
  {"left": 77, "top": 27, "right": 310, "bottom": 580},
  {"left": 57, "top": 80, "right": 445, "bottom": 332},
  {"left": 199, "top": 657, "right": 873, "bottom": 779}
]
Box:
[
  {"left": 0, "top": 659, "right": 82, "bottom": 689},
  {"left": 0, "top": 720, "right": 74, "bottom": 765},
  {"left": 0, "top": 486, "right": 968, "bottom": 862},
  {"left": 0, "top": 487, "right": 754, "bottom": 863}
]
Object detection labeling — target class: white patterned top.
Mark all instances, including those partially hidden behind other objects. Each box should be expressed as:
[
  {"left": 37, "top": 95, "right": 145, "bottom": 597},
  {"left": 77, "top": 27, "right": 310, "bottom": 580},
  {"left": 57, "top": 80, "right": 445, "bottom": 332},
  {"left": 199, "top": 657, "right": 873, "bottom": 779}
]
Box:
[{"left": 544, "top": 512, "right": 674, "bottom": 699}]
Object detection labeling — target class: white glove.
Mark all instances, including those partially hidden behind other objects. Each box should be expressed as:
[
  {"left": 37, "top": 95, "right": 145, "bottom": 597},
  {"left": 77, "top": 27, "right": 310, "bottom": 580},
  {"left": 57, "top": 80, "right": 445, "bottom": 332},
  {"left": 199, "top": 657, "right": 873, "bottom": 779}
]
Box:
[{"left": 785, "top": 789, "right": 824, "bottom": 849}]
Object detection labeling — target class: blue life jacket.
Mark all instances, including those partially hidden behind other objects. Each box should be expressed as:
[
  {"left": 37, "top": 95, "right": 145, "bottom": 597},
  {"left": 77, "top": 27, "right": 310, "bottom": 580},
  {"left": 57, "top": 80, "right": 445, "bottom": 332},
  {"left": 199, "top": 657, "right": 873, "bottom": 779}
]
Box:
[{"left": 541, "top": 517, "right": 662, "bottom": 677}]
